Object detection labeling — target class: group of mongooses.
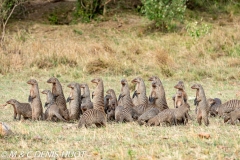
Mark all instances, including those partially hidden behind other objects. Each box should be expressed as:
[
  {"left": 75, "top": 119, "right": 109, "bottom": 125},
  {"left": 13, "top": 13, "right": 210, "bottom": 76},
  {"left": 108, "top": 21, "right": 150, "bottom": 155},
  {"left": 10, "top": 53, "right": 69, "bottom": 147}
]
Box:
[{"left": 4, "top": 76, "right": 240, "bottom": 128}]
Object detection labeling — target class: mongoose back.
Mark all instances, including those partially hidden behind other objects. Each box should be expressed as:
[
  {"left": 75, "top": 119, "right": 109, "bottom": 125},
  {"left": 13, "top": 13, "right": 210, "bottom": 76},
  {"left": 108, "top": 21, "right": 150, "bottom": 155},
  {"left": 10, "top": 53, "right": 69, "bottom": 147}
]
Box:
[
  {"left": 78, "top": 78, "right": 106, "bottom": 128},
  {"left": 41, "top": 90, "right": 66, "bottom": 122},
  {"left": 115, "top": 79, "right": 134, "bottom": 122},
  {"left": 27, "top": 79, "right": 43, "bottom": 120},
  {"left": 223, "top": 108, "right": 240, "bottom": 125},
  {"left": 147, "top": 109, "right": 176, "bottom": 126},
  {"left": 47, "top": 77, "right": 69, "bottom": 120},
  {"left": 6, "top": 99, "right": 32, "bottom": 120},
  {"left": 67, "top": 82, "right": 81, "bottom": 120},
  {"left": 216, "top": 99, "right": 240, "bottom": 117},
  {"left": 207, "top": 98, "right": 222, "bottom": 117},
  {"left": 79, "top": 83, "right": 93, "bottom": 113},
  {"left": 191, "top": 84, "right": 209, "bottom": 126},
  {"left": 131, "top": 77, "right": 148, "bottom": 117}
]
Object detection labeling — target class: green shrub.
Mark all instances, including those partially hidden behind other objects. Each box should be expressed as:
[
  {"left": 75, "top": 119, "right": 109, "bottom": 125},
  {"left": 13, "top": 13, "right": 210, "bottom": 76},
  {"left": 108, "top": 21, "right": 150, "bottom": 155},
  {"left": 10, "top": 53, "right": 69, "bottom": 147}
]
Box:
[{"left": 141, "top": 0, "right": 186, "bottom": 29}]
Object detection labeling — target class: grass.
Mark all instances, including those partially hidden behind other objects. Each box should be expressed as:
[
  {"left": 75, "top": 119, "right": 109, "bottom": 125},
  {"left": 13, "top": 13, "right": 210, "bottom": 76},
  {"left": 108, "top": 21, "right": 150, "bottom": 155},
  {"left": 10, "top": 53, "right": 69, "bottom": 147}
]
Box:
[{"left": 0, "top": 3, "right": 240, "bottom": 159}]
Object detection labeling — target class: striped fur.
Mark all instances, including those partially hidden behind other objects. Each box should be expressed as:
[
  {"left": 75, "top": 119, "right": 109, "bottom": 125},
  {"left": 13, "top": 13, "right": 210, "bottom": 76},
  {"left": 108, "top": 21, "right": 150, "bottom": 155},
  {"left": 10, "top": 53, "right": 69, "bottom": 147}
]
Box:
[
  {"left": 80, "top": 83, "right": 93, "bottom": 113},
  {"left": 78, "top": 78, "right": 106, "bottom": 128},
  {"left": 131, "top": 77, "right": 148, "bottom": 116},
  {"left": 217, "top": 99, "right": 240, "bottom": 117},
  {"left": 115, "top": 79, "right": 134, "bottom": 122},
  {"left": 147, "top": 109, "right": 176, "bottom": 126}
]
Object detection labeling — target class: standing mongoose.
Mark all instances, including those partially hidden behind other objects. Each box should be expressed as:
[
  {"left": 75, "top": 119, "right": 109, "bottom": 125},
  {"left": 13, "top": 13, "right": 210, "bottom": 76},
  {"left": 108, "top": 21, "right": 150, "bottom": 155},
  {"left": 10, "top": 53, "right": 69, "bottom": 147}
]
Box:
[
  {"left": 173, "top": 81, "right": 188, "bottom": 105},
  {"left": 207, "top": 98, "right": 222, "bottom": 117},
  {"left": 67, "top": 82, "right": 81, "bottom": 120},
  {"left": 27, "top": 79, "right": 43, "bottom": 120},
  {"left": 172, "top": 81, "right": 190, "bottom": 109},
  {"left": 78, "top": 78, "right": 106, "bottom": 128},
  {"left": 216, "top": 99, "right": 240, "bottom": 117},
  {"left": 47, "top": 77, "right": 69, "bottom": 121},
  {"left": 104, "top": 94, "right": 111, "bottom": 113},
  {"left": 115, "top": 79, "right": 134, "bottom": 123},
  {"left": 223, "top": 108, "right": 240, "bottom": 125},
  {"left": 79, "top": 83, "right": 93, "bottom": 113},
  {"left": 41, "top": 90, "right": 65, "bottom": 122},
  {"left": 191, "top": 84, "right": 209, "bottom": 126},
  {"left": 6, "top": 99, "right": 32, "bottom": 120},
  {"left": 106, "top": 89, "right": 118, "bottom": 121},
  {"left": 169, "top": 91, "right": 191, "bottom": 125},
  {"left": 137, "top": 76, "right": 169, "bottom": 124},
  {"left": 131, "top": 77, "right": 148, "bottom": 118}
]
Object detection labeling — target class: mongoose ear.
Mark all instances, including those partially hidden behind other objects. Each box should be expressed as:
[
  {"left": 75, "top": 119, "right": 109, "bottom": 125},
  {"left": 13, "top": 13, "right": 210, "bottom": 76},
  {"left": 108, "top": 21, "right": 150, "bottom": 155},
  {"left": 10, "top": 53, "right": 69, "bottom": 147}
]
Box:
[{"left": 44, "top": 102, "right": 49, "bottom": 108}]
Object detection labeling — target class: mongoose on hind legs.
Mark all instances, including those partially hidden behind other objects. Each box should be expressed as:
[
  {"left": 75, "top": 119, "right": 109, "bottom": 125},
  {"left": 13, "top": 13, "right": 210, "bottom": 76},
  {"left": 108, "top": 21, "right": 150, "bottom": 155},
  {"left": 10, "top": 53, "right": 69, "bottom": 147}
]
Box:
[
  {"left": 115, "top": 79, "right": 134, "bottom": 123},
  {"left": 79, "top": 83, "right": 93, "bottom": 113},
  {"left": 191, "top": 84, "right": 209, "bottom": 126},
  {"left": 27, "top": 79, "right": 43, "bottom": 120},
  {"left": 78, "top": 78, "right": 106, "bottom": 128},
  {"left": 6, "top": 99, "right": 32, "bottom": 120},
  {"left": 47, "top": 77, "right": 69, "bottom": 121},
  {"left": 41, "top": 90, "right": 66, "bottom": 122},
  {"left": 67, "top": 82, "right": 81, "bottom": 120}
]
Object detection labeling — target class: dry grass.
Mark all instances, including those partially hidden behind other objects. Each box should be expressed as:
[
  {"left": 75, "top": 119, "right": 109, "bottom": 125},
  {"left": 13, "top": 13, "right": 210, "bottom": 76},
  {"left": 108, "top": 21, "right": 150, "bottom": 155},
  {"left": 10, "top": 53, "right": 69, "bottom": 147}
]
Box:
[{"left": 0, "top": 8, "right": 240, "bottom": 159}]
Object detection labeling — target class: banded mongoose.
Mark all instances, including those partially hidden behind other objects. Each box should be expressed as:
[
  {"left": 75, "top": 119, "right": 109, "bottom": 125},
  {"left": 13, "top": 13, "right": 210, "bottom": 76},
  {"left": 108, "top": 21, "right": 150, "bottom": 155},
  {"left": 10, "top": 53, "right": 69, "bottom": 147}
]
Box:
[
  {"left": 67, "top": 82, "right": 82, "bottom": 120},
  {"left": 216, "top": 99, "right": 240, "bottom": 117},
  {"left": 6, "top": 99, "right": 32, "bottom": 120},
  {"left": 78, "top": 78, "right": 106, "bottom": 128},
  {"left": 107, "top": 95, "right": 116, "bottom": 121},
  {"left": 79, "top": 83, "right": 93, "bottom": 113},
  {"left": 115, "top": 79, "right": 134, "bottom": 123},
  {"left": 148, "top": 76, "right": 169, "bottom": 111},
  {"left": 223, "top": 108, "right": 240, "bottom": 125},
  {"left": 47, "top": 77, "right": 69, "bottom": 121},
  {"left": 104, "top": 94, "right": 111, "bottom": 113},
  {"left": 169, "top": 91, "right": 191, "bottom": 125},
  {"left": 106, "top": 89, "right": 118, "bottom": 121},
  {"left": 41, "top": 90, "right": 66, "bottom": 122},
  {"left": 27, "top": 79, "right": 43, "bottom": 120},
  {"left": 191, "top": 84, "right": 209, "bottom": 126},
  {"left": 131, "top": 77, "right": 149, "bottom": 117},
  {"left": 172, "top": 81, "right": 190, "bottom": 109},
  {"left": 147, "top": 109, "right": 176, "bottom": 126},
  {"left": 207, "top": 98, "right": 222, "bottom": 117},
  {"left": 137, "top": 76, "right": 169, "bottom": 124}
]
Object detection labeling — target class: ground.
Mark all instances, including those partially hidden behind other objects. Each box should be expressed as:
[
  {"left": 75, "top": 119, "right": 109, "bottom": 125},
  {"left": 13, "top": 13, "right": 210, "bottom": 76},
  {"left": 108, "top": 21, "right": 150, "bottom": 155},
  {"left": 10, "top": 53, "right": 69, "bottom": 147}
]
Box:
[{"left": 0, "top": 0, "right": 240, "bottom": 159}]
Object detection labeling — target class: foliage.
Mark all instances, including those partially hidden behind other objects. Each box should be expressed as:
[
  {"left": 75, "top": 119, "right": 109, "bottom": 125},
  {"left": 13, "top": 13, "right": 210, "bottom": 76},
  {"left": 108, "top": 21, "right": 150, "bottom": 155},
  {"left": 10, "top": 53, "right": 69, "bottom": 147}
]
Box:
[
  {"left": 141, "top": 0, "right": 186, "bottom": 29},
  {"left": 186, "top": 21, "right": 211, "bottom": 38},
  {"left": 75, "top": 0, "right": 103, "bottom": 22}
]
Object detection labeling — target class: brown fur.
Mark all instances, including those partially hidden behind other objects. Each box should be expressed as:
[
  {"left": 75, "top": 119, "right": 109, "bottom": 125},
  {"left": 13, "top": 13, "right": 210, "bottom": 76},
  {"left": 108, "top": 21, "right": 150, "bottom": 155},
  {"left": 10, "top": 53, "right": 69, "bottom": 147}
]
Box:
[
  {"left": 147, "top": 109, "right": 176, "bottom": 126},
  {"left": 224, "top": 108, "right": 240, "bottom": 125},
  {"left": 47, "top": 77, "right": 69, "bottom": 121},
  {"left": 191, "top": 84, "right": 209, "bottom": 126},
  {"left": 6, "top": 99, "right": 32, "bottom": 120},
  {"left": 27, "top": 79, "right": 43, "bottom": 120}
]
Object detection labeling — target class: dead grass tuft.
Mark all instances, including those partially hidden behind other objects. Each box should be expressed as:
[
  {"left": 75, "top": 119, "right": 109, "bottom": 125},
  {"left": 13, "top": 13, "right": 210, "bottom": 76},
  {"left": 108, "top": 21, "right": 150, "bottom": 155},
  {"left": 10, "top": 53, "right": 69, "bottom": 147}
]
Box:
[
  {"left": 31, "top": 55, "right": 77, "bottom": 69},
  {"left": 86, "top": 58, "right": 109, "bottom": 74}
]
